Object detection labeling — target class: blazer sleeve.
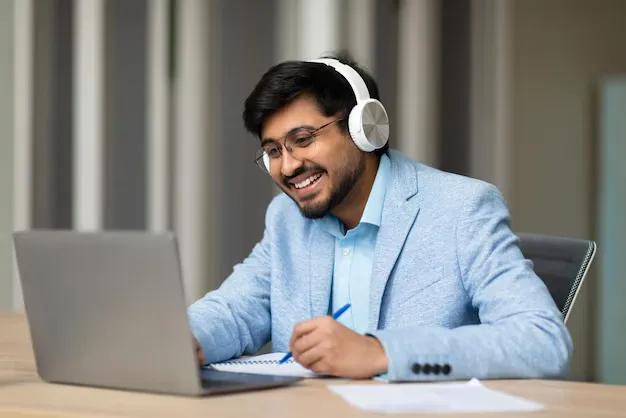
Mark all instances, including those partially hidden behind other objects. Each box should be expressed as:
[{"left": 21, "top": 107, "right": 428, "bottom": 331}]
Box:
[
  {"left": 368, "top": 184, "right": 573, "bottom": 381},
  {"left": 187, "top": 210, "right": 273, "bottom": 365}
]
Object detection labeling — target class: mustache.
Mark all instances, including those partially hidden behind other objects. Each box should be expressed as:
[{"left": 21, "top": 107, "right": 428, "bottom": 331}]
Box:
[{"left": 282, "top": 164, "right": 326, "bottom": 184}]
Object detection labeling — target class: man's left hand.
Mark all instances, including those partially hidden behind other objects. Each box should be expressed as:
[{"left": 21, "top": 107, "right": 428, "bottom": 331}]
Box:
[{"left": 288, "top": 316, "right": 388, "bottom": 379}]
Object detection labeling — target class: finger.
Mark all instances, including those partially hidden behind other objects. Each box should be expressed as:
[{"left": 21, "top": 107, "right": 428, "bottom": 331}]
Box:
[
  {"left": 307, "top": 357, "right": 332, "bottom": 375},
  {"left": 291, "top": 329, "right": 322, "bottom": 357},
  {"left": 289, "top": 319, "right": 321, "bottom": 348},
  {"left": 192, "top": 337, "right": 205, "bottom": 365},
  {"left": 196, "top": 346, "right": 205, "bottom": 365},
  {"left": 294, "top": 344, "right": 325, "bottom": 369}
]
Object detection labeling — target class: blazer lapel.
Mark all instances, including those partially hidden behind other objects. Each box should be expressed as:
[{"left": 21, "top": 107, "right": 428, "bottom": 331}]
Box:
[
  {"left": 368, "top": 154, "right": 420, "bottom": 330},
  {"left": 308, "top": 225, "right": 335, "bottom": 319}
]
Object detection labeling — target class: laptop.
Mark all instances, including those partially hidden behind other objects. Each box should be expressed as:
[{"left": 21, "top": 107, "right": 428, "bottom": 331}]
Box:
[{"left": 12, "top": 230, "right": 301, "bottom": 396}]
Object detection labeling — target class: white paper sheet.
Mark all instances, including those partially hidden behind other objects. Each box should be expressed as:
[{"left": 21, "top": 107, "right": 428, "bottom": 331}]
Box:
[
  {"left": 328, "top": 378, "right": 544, "bottom": 414},
  {"left": 205, "top": 353, "right": 319, "bottom": 377}
]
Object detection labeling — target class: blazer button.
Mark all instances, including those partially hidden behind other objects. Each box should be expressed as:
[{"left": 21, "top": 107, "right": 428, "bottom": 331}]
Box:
[
  {"left": 422, "top": 364, "right": 432, "bottom": 374},
  {"left": 411, "top": 363, "right": 421, "bottom": 374},
  {"left": 442, "top": 364, "right": 451, "bottom": 375},
  {"left": 433, "top": 364, "right": 441, "bottom": 375}
]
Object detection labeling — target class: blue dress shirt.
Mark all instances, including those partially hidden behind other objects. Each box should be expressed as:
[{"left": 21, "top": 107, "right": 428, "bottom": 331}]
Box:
[{"left": 317, "top": 154, "right": 391, "bottom": 334}]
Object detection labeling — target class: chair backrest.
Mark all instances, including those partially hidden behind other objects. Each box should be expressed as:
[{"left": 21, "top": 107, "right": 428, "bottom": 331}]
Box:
[{"left": 517, "top": 232, "right": 596, "bottom": 323}]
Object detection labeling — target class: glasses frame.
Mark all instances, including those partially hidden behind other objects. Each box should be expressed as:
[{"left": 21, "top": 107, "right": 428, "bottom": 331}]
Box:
[{"left": 254, "top": 118, "right": 343, "bottom": 174}]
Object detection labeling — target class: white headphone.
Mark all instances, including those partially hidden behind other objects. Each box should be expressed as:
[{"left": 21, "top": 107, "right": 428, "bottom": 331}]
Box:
[
  {"left": 262, "top": 58, "right": 390, "bottom": 172},
  {"left": 309, "top": 58, "right": 389, "bottom": 152}
]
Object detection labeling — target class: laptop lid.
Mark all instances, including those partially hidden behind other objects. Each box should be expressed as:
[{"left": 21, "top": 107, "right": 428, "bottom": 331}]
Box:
[{"left": 13, "top": 230, "right": 204, "bottom": 396}]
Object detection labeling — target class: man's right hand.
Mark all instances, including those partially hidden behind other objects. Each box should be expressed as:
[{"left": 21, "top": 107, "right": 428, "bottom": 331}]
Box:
[{"left": 193, "top": 336, "right": 205, "bottom": 366}]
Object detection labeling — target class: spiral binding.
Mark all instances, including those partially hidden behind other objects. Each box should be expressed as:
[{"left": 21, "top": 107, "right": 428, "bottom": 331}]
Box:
[{"left": 214, "top": 358, "right": 295, "bottom": 366}]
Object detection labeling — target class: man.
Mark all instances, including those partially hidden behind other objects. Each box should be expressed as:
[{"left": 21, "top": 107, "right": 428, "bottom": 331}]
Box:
[{"left": 187, "top": 53, "right": 572, "bottom": 381}]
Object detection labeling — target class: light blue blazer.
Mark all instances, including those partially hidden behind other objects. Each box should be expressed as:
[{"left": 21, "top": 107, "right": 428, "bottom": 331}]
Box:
[{"left": 188, "top": 149, "right": 572, "bottom": 381}]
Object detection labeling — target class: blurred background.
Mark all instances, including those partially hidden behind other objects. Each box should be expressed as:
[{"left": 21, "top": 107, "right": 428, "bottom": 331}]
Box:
[{"left": 0, "top": 0, "right": 625, "bottom": 385}]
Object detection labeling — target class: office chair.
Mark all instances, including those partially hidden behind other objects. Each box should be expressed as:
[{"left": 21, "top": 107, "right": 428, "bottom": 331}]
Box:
[{"left": 517, "top": 232, "right": 596, "bottom": 324}]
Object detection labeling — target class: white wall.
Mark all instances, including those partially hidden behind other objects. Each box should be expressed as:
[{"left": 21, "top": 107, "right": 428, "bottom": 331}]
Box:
[
  {"left": 0, "top": 0, "right": 15, "bottom": 311},
  {"left": 507, "top": 0, "right": 626, "bottom": 380}
]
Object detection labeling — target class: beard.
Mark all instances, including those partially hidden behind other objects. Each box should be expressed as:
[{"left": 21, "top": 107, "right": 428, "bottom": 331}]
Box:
[{"left": 282, "top": 154, "right": 366, "bottom": 219}]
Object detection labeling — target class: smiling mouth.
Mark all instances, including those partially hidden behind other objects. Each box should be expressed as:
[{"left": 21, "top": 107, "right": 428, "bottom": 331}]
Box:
[
  {"left": 293, "top": 172, "right": 323, "bottom": 189},
  {"left": 286, "top": 172, "right": 325, "bottom": 197}
]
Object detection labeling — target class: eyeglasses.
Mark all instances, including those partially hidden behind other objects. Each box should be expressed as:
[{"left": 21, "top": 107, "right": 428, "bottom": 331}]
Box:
[{"left": 254, "top": 119, "right": 342, "bottom": 174}]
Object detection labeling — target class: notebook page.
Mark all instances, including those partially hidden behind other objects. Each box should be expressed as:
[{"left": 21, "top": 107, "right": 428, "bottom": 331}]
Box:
[{"left": 206, "top": 353, "right": 319, "bottom": 378}]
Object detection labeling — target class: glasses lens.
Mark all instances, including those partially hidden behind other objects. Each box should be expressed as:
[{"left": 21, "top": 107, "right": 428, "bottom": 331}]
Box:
[
  {"left": 254, "top": 130, "right": 318, "bottom": 174},
  {"left": 286, "top": 131, "right": 316, "bottom": 161}
]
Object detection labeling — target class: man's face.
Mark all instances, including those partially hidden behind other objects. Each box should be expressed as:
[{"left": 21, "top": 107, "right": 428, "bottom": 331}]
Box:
[{"left": 261, "top": 96, "right": 365, "bottom": 219}]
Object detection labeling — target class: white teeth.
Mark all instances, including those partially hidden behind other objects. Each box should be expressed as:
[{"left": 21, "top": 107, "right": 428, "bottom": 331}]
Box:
[{"left": 294, "top": 173, "right": 322, "bottom": 189}]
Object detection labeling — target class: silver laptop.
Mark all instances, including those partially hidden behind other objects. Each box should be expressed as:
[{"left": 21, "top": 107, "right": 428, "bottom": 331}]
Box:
[{"left": 13, "top": 230, "right": 300, "bottom": 396}]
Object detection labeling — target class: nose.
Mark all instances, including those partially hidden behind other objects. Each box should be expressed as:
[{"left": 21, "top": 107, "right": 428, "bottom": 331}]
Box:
[{"left": 280, "top": 150, "right": 303, "bottom": 177}]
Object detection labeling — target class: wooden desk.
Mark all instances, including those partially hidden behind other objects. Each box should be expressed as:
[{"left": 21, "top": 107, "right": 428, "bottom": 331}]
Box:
[{"left": 1, "top": 313, "right": 626, "bottom": 418}]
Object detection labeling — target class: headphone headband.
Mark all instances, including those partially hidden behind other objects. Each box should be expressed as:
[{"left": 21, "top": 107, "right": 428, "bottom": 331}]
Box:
[{"left": 308, "top": 58, "right": 371, "bottom": 103}]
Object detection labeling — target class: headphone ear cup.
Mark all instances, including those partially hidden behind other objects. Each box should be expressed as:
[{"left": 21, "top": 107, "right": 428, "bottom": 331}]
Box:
[{"left": 348, "top": 99, "right": 390, "bottom": 152}]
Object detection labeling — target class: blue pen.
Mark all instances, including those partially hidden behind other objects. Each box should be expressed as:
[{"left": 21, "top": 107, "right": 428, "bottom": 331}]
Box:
[{"left": 279, "top": 303, "right": 352, "bottom": 364}]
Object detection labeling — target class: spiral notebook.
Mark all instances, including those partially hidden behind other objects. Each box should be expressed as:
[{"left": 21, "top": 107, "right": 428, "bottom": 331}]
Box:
[{"left": 206, "top": 353, "right": 319, "bottom": 377}]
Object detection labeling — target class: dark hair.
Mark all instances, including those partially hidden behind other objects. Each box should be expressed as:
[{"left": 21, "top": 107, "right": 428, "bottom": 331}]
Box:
[{"left": 242, "top": 51, "right": 389, "bottom": 157}]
